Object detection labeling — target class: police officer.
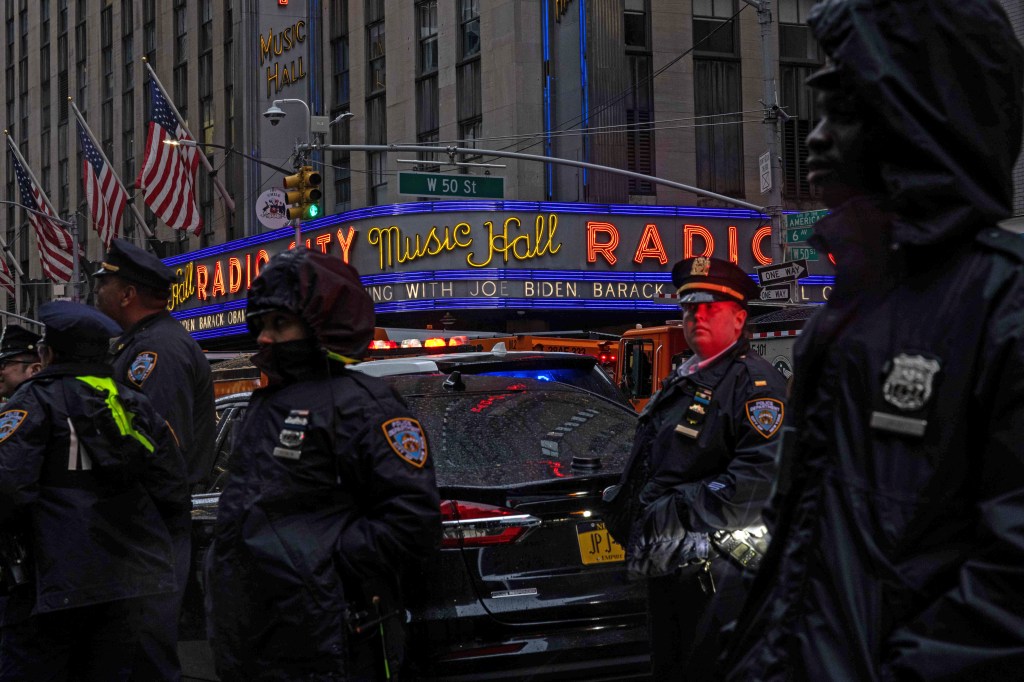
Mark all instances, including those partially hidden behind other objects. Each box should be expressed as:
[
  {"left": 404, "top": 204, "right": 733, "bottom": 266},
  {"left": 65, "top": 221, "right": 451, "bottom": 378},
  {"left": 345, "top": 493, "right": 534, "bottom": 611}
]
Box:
[
  {"left": 0, "top": 324, "right": 41, "bottom": 399},
  {"left": 0, "top": 302, "right": 189, "bottom": 681},
  {"left": 206, "top": 248, "right": 441, "bottom": 681},
  {"left": 93, "top": 238, "right": 215, "bottom": 681},
  {"left": 604, "top": 257, "right": 786, "bottom": 681},
  {"left": 721, "top": 2, "right": 1024, "bottom": 679}
]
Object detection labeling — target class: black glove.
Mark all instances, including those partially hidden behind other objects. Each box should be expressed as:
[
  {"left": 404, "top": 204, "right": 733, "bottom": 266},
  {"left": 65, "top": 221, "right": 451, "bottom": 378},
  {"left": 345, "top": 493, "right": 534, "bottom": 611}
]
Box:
[{"left": 626, "top": 494, "right": 709, "bottom": 581}]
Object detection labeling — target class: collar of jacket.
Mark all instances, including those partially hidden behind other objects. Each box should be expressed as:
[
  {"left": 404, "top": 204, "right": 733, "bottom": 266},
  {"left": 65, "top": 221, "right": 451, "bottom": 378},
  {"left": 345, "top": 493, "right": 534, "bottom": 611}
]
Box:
[
  {"left": 662, "top": 338, "right": 749, "bottom": 394},
  {"left": 32, "top": 362, "right": 115, "bottom": 381},
  {"left": 118, "top": 309, "right": 171, "bottom": 342},
  {"left": 808, "top": 194, "right": 902, "bottom": 302}
]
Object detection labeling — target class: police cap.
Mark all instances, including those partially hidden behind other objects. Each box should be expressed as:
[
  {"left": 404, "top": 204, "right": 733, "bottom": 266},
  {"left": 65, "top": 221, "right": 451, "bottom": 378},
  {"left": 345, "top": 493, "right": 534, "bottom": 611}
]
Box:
[
  {"left": 671, "top": 257, "right": 760, "bottom": 305},
  {"left": 93, "top": 238, "right": 175, "bottom": 294},
  {"left": 0, "top": 324, "right": 41, "bottom": 361},
  {"left": 39, "top": 301, "right": 121, "bottom": 361}
]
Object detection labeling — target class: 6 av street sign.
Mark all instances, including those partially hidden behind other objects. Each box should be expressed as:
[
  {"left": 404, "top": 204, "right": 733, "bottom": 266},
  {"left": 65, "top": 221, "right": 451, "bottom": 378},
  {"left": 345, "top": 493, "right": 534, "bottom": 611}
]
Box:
[
  {"left": 398, "top": 171, "right": 504, "bottom": 199},
  {"left": 756, "top": 259, "right": 808, "bottom": 285}
]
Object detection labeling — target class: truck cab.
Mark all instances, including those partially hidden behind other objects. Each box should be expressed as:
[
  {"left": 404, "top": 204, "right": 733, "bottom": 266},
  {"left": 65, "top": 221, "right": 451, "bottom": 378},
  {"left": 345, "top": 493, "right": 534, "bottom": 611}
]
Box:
[{"left": 615, "top": 323, "right": 690, "bottom": 412}]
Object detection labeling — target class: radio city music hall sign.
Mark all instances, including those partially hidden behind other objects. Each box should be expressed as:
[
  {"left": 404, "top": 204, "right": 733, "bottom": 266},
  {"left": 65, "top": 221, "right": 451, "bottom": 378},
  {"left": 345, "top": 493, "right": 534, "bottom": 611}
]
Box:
[{"left": 166, "top": 210, "right": 774, "bottom": 316}]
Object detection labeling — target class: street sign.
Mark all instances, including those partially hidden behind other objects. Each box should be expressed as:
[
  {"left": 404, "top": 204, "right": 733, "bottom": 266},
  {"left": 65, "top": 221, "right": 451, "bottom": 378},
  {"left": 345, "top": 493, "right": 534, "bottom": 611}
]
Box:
[
  {"left": 789, "top": 246, "right": 819, "bottom": 261},
  {"left": 759, "top": 283, "right": 791, "bottom": 302},
  {"left": 784, "top": 227, "right": 814, "bottom": 244},
  {"left": 398, "top": 171, "right": 504, "bottom": 199},
  {"left": 756, "top": 259, "right": 808, "bottom": 285},
  {"left": 759, "top": 151, "right": 771, "bottom": 194},
  {"left": 783, "top": 209, "right": 828, "bottom": 229}
]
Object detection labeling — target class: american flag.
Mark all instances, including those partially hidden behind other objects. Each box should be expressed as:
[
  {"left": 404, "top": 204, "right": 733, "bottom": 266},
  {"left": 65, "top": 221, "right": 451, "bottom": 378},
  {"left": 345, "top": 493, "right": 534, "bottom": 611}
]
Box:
[
  {"left": 9, "top": 149, "right": 76, "bottom": 283},
  {"left": 135, "top": 79, "right": 203, "bottom": 235},
  {"left": 0, "top": 258, "right": 14, "bottom": 297},
  {"left": 77, "top": 120, "right": 127, "bottom": 249}
]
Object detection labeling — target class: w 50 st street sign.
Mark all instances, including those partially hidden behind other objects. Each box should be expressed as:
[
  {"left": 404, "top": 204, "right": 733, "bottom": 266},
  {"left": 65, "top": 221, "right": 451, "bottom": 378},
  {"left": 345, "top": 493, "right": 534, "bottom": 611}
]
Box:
[{"left": 398, "top": 171, "right": 504, "bottom": 199}]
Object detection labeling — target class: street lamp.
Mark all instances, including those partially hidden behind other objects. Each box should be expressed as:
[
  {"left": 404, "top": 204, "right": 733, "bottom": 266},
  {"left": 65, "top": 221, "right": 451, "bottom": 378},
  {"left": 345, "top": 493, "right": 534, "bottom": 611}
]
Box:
[{"left": 164, "top": 139, "right": 294, "bottom": 175}]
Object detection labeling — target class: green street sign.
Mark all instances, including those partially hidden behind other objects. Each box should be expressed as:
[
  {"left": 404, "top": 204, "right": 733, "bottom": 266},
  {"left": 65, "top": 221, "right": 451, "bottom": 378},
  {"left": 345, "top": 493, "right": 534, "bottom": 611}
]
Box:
[
  {"left": 788, "top": 246, "right": 820, "bottom": 261},
  {"left": 398, "top": 171, "right": 504, "bottom": 199},
  {"left": 783, "top": 209, "right": 829, "bottom": 229},
  {"left": 785, "top": 227, "right": 815, "bottom": 243}
]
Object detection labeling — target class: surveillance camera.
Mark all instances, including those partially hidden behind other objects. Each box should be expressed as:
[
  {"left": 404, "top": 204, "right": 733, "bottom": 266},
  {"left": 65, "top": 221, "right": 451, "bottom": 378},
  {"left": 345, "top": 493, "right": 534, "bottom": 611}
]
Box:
[{"left": 264, "top": 109, "right": 285, "bottom": 126}]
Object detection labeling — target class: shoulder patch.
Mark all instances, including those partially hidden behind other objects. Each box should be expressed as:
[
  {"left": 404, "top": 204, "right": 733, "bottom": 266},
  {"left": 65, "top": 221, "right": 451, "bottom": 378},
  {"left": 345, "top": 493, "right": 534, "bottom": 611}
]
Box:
[
  {"left": 0, "top": 410, "right": 28, "bottom": 444},
  {"left": 745, "top": 398, "right": 784, "bottom": 439},
  {"left": 977, "top": 228, "right": 1024, "bottom": 262},
  {"left": 128, "top": 352, "right": 158, "bottom": 387},
  {"left": 381, "top": 417, "right": 429, "bottom": 468}
]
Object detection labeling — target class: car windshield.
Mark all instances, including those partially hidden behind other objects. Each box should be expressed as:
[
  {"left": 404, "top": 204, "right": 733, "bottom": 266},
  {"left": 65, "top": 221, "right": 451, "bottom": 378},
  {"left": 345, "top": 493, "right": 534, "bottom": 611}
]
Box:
[{"left": 393, "top": 375, "right": 636, "bottom": 487}]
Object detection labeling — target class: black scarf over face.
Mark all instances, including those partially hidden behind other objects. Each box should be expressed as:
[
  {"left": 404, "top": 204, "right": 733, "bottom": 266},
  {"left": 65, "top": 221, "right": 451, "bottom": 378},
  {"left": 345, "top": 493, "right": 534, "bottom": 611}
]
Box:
[{"left": 250, "top": 338, "right": 328, "bottom": 386}]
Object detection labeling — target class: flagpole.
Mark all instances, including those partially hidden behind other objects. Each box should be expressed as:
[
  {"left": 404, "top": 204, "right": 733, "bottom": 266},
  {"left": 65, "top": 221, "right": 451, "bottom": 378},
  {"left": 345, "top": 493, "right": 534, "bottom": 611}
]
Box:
[
  {"left": 69, "top": 98, "right": 154, "bottom": 241},
  {"left": 5, "top": 132, "right": 81, "bottom": 302},
  {"left": 143, "top": 58, "right": 236, "bottom": 215}
]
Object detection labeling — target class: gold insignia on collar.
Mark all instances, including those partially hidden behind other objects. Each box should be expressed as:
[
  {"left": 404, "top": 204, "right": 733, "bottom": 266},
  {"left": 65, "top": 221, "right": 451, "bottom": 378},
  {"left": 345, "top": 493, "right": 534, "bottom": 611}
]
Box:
[{"left": 691, "top": 257, "right": 711, "bottom": 276}]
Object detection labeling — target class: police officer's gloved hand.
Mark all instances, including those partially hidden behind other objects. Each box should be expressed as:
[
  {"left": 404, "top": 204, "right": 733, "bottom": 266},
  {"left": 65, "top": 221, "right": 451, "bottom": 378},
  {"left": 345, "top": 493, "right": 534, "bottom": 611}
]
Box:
[{"left": 626, "top": 495, "right": 709, "bottom": 581}]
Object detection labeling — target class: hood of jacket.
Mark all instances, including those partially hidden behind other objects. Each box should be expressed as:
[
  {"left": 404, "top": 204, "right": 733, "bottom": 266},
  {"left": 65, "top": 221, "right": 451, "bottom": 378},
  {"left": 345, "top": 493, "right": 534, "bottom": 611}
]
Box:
[
  {"left": 246, "top": 248, "right": 375, "bottom": 360},
  {"left": 808, "top": 0, "right": 1024, "bottom": 247}
]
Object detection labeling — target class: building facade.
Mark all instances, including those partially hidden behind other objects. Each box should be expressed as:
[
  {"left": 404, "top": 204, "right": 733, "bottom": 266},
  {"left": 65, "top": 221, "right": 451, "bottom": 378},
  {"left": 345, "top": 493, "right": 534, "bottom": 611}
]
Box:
[{"left": 4, "top": 0, "right": 838, "bottom": 333}]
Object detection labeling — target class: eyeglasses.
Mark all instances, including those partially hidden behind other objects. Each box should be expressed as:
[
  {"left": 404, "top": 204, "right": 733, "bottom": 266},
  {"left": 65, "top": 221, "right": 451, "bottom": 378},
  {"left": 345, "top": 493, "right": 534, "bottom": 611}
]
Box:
[{"left": 0, "top": 360, "right": 35, "bottom": 371}]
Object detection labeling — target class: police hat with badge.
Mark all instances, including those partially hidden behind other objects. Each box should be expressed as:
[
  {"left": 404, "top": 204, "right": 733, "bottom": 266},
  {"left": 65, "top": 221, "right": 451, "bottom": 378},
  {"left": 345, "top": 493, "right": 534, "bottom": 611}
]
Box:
[
  {"left": 0, "top": 324, "right": 41, "bottom": 362},
  {"left": 39, "top": 301, "right": 121, "bottom": 362},
  {"left": 671, "top": 256, "right": 760, "bottom": 306},
  {"left": 93, "top": 238, "right": 175, "bottom": 295}
]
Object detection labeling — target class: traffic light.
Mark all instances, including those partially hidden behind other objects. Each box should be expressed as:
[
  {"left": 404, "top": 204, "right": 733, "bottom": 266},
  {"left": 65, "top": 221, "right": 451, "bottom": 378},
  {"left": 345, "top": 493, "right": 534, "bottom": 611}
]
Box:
[{"left": 283, "top": 165, "right": 323, "bottom": 220}]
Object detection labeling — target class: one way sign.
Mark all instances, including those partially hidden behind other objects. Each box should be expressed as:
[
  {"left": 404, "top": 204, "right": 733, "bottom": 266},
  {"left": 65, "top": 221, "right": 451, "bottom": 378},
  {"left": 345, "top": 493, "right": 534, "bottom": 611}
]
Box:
[{"left": 756, "top": 259, "right": 808, "bottom": 285}]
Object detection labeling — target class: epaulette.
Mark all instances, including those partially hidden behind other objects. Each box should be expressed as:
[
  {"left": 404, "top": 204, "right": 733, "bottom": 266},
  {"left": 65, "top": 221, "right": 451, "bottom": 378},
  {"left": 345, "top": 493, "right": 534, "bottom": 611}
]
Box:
[{"left": 976, "top": 227, "right": 1024, "bottom": 262}]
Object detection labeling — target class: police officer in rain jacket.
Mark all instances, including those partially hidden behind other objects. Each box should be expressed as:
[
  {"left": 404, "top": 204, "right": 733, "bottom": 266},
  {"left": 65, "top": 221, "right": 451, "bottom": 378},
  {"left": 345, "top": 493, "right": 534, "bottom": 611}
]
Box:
[
  {"left": 605, "top": 257, "right": 786, "bottom": 681},
  {"left": 721, "top": 2, "right": 1024, "bottom": 680},
  {"left": 206, "top": 248, "right": 441, "bottom": 682},
  {"left": 0, "top": 302, "right": 189, "bottom": 681}
]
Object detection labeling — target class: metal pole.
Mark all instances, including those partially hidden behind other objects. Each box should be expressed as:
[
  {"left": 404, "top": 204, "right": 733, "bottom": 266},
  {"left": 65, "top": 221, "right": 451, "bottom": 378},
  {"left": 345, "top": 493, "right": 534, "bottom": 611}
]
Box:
[
  {"left": 311, "top": 144, "right": 768, "bottom": 213},
  {"left": 744, "top": 0, "right": 786, "bottom": 264}
]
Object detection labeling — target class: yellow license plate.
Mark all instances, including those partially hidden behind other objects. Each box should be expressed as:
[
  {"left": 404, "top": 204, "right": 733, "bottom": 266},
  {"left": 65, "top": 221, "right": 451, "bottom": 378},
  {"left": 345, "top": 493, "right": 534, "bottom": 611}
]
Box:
[{"left": 576, "top": 521, "right": 625, "bottom": 565}]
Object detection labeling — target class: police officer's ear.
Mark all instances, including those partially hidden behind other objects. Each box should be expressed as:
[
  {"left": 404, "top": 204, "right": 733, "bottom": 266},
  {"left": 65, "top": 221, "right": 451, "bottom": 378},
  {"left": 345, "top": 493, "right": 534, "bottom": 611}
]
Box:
[{"left": 38, "top": 344, "right": 55, "bottom": 369}]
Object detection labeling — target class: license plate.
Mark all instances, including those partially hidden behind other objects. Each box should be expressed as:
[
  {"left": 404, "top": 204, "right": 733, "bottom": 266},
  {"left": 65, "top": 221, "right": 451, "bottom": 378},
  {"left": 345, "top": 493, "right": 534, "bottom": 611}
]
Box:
[{"left": 576, "top": 521, "right": 625, "bottom": 565}]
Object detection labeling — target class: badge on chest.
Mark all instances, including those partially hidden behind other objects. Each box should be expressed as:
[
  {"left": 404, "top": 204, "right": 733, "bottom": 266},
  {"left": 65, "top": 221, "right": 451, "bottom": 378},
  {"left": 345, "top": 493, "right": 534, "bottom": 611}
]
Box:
[
  {"left": 870, "top": 353, "right": 940, "bottom": 437},
  {"left": 675, "top": 387, "right": 713, "bottom": 439},
  {"left": 273, "top": 409, "right": 310, "bottom": 460}
]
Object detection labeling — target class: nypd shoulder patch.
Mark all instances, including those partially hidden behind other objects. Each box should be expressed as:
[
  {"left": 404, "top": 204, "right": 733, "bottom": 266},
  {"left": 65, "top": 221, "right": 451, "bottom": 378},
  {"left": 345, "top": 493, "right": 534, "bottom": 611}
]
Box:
[
  {"left": 128, "top": 352, "right": 158, "bottom": 387},
  {"left": 0, "top": 410, "right": 28, "bottom": 444},
  {"left": 381, "top": 417, "right": 429, "bottom": 468},
  {"left": 745, "top": 398, "right": 784, "bottom": 439}
]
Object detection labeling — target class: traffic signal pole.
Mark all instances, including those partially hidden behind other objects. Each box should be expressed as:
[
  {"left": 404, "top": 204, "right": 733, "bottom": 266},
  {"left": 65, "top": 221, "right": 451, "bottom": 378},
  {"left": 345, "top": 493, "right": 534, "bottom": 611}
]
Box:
[{"left": 306, "top": 143, "right": 767, "bottom": 212}]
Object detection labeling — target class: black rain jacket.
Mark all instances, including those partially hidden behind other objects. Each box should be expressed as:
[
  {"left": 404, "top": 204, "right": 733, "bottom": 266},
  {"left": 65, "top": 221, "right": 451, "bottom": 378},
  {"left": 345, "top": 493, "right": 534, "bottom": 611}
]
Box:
[
  {"left": 608, "top": 340, "right": 787, "bottom": 576},
  {"left": 0, "top": 363, "right": 189, "bottom": 623},
  {"left": 722, "top": 1, "right": 1024, "bottom": 680},
  {"left": 110, "top": 310, "right": 216, "bottom": 485}
]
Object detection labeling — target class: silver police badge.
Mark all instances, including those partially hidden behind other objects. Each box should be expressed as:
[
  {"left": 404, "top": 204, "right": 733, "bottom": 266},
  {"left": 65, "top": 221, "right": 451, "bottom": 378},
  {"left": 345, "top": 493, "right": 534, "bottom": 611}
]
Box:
[{"left": 882, "top": 354, "right": 940, "bottom": 412}]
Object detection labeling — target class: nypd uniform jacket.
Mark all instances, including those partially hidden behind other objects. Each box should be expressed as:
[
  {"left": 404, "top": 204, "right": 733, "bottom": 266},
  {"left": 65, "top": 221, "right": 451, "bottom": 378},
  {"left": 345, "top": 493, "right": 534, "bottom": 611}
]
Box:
[
  {"left": 0, "top": 363, "right": 189, "bottom": 623},
  {"left": 207, "top": 369, "right": 441, "bottom": 680},
  {"left": 110, "top": 310, "right": 216, "bottom": 485},
  {"left": 615, "top": 340, "right": 786, "bottom": 569}
]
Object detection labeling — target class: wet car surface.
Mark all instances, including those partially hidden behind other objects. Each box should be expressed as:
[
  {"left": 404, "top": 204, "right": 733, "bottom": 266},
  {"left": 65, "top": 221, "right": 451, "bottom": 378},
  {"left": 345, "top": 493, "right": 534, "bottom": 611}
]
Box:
[{"left": 184, "top": 357, "right": 651, "bottom": 681}]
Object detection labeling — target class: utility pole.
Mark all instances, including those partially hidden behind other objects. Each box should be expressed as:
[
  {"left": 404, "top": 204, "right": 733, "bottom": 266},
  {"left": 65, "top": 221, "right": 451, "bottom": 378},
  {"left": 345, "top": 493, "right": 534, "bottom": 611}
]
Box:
[{"left": 742, "top": 0, "right": 786, "bottom": 266}]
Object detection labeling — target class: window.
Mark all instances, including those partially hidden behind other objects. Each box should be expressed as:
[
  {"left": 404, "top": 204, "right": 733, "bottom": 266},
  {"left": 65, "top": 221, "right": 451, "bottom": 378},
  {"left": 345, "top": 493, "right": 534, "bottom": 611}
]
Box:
[
  {"left": 778, "top": 0, "right": 823, "bottom": 200},
  {"left": 367, "top": 94, "right": 387, "bottom": 204},
  {"left": 693, "top": 0, "right": 743, "bottom": 196},
  {"left": 625, "top": 0, "right": 654, "bottom": 195},
  {"left": 367, "top": 20, "right": 385, "bottom": 93},
  {"left": 457, "top": 0, "right": 481, "bottom": 165},
  {"left": 692, "top": 0, "right": 736, "bottom": 55},
  {"left": 459, "top": 0, "right": 480, "bottom": 58},
  {"left": 418, "top": 1, "right": 437, "bottom": 74},
  {"left": 332, "top": 34, "right": 349, "bottom": 107}
]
